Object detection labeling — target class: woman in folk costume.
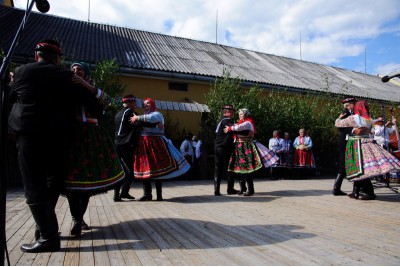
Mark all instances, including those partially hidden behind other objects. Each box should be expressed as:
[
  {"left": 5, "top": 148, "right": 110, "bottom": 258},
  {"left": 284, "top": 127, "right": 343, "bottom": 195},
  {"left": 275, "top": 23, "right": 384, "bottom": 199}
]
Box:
[
  {"left": 335, "top": 100, "right": 400, "bottom": 200},
  {"left": 293, "top": 128, "right": 316, "bottom": 168},
  {"left": 130, "top": 98, "right": 190, "bottom": 201},
  {"left": 64, "top": 62, "right": 126, "bottom": 236},
  {"left": 224, "top": 108, "right": 279, "bottom": 196}
]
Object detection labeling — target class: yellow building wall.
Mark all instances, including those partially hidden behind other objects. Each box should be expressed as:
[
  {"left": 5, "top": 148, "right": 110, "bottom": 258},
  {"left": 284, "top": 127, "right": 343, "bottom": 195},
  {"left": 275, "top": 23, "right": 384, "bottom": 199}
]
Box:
[
  {"left": 119, "top": 75, "right": 210, "bottom": 137},
  {"left": 1, "top": 0, "right": 14, "bottom": 7}
]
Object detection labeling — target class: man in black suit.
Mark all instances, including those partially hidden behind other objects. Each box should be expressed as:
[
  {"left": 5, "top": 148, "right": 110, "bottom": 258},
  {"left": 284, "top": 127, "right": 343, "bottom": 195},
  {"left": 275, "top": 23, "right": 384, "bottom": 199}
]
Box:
[
  {"left": 113, "top": 95, "right": 138, "bottom": 201},
  {"left": 214, "top": 104, "right": 239, "bottom": 196},
  {"left": 8, "top": 39, "right": 98, "bottom": 252},
  {"left": 332, "top": 97, "right": 356, "bottom": 196}
]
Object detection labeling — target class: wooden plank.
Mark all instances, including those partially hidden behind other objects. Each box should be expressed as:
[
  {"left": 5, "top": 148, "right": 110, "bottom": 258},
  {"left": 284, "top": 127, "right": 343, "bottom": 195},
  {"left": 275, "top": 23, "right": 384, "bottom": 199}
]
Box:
[
  {"left": 122, "top": 207, "right": 173, "bottom": 265},
  {"left": 96, "top": 195, "right": 126, "bottom": 266},
  {"left": 5, "top": 178, "right": 400, "bottom": 266},
  {"left": 102, "top": 204, "right": 140, "bottom": 266},
  {"left": 47, "top": 196, "right": 69, "bottom": 266},
  {"left": 78, "top": 198, "right": 95, "bottom": 266},
  {"left": 90, "top": 206, "right": 110, "bottom": 266},
  {"left": 132, "top": 206, "right": 196, "bottom": 265}
]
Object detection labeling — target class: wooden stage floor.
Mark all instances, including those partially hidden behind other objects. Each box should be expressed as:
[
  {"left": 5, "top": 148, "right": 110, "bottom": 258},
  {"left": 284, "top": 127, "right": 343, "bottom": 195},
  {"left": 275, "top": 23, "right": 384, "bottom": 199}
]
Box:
[{"left": 5, "top": 178, "right": 400, "bottom": 266}]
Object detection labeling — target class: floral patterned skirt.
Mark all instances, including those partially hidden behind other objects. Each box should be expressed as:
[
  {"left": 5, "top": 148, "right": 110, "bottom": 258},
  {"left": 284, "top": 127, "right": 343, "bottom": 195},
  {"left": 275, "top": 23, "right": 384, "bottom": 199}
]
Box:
[
  {"left": 346, "top": 138, "right": 400, "bottom": 181},
  {"left": 228, "top": 141, "right": 263, "bottom": 174},
  {"left": 64, "top": 123, "right": 126, "bottom": 194},
  {"left": 133, "top": 135, "right": 190, "bottom": 179}
]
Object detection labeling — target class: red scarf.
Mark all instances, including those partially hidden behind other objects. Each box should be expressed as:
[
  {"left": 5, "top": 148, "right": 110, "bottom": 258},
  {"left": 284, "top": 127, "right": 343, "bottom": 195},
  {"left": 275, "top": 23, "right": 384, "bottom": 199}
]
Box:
[
  {"left": 354, "top": 100, "right": 370, "bottom": 119},
  {"left": 143, "top": 98, "right": 157, "bottom": 114}
]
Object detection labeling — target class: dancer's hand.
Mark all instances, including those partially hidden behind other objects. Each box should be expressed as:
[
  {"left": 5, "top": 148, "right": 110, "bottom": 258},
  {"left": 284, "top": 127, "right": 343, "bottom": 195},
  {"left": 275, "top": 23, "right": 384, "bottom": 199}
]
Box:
[{"left": 130, "top": 114, "right": 139, "bottom": 124}]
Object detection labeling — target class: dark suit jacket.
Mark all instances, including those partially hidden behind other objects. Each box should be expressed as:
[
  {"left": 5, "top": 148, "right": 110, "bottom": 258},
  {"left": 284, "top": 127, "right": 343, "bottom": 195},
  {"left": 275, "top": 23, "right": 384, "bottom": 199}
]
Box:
[
  {"left": 214, "top": 116, "right": 234, "bottom": 150},
  {"left": 8, "top": 61, "right": 97, "bottom": 134},
  {"left": 114, "top": 108, "right": 137, "bottom": 146}
]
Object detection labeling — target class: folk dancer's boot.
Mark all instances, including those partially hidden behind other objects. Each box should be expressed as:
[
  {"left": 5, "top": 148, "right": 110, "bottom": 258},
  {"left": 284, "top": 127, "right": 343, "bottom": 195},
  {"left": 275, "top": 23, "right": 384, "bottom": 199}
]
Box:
[
  {"left": 120, "top": 176, "right": 135, "bottom": 200},
  {"left": 81, "top": 196, "right": 91, "bottom": 230},
  {"left": 332, "top": 173, "right": 347, "bottom": 196},
  {"left": 237, "top": 175, "right": 247, "bottom": 195},
  {"left": 138, "top": 180, "right": 153, "bottom": 201},
  {"left": 244, "top": 176, "right": 255, "bottom": 196},
  {"left": 214, "top": 176, "right": 222, "bottom": 196},
  {"left": 21, "top": 202, "right": 60, "bottom": 253},
  {"left": 155, "top": 180, "right": 163, "bottom": 201},
  {"left": 227, "top": 172, "right": 239, "bottom": 195},
  {"left": 68, "top": 196, "right": 82, "bottom": 236},
  {"left": 113, "top": 187, "right": 121, "bottom": 202}
]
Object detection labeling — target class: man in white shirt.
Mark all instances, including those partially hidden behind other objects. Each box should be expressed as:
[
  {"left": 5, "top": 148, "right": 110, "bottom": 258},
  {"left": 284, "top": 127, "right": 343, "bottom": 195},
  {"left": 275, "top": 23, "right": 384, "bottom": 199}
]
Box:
[{"left": 372, "top": 117, "right": 395, "bottom": 149}]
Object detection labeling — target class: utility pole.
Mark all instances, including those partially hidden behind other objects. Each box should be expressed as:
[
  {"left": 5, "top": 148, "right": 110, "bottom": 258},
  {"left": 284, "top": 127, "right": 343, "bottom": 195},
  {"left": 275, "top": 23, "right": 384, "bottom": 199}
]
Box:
[
  {"left": 364, "top": 47, "right": 367, "bottom": 74},
  {"left": 88, "top": 0, "right": 91, "bottom": 22},
  {"left": 299, "top": 31, "right": 302, "bottom": 61},
  {"left": 215, "top": 10, "right": 218, "bottom": 44}
]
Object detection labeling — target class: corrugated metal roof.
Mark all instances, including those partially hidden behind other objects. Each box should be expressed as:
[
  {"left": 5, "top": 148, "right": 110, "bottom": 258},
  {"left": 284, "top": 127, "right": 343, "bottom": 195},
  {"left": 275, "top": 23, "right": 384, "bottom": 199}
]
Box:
[
  {"left": 1, "top": 5, "right": 399, "bottom": 102},
  {"left": 135, "top": 99, "right": 208, "bottom": 113}
]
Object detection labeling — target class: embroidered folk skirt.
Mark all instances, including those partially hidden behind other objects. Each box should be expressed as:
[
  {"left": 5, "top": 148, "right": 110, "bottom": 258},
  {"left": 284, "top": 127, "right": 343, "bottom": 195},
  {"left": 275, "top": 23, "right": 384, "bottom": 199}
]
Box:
[
  {"left": 228, "top": 140, "right": 265, "bottom": 174},
  {"left": 293, "top": 149, "right": 315, "bottom": 168},
  {"left": 64, "top": 123, "right": 126, "bottom": 194},
  {"left": 133, "top": 134, "right": 190, "bottom": 179},
  {"left": 345, "top": 138, "right": 400, "bottom": 181}
]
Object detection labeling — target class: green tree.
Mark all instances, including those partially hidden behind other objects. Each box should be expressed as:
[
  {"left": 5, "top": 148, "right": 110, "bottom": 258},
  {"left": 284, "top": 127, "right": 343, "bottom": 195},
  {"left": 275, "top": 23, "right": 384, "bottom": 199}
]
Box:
[
  {"left": 92, "top": 58, "right": 126, "bottom": 97},
  {"left": 92, "top": 59, "right": 127, "bottom": 136}
]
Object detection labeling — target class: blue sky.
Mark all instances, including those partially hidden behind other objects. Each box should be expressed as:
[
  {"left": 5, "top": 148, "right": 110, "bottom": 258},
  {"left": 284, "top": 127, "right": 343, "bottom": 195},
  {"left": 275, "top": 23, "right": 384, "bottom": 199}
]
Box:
[{"left": 14, "top": 0, "right": 400, "bottom": 76}]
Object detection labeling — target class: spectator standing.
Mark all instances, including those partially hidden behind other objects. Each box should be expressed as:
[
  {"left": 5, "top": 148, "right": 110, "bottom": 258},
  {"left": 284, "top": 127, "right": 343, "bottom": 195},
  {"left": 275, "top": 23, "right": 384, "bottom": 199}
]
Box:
[{"left": 269, "top": 130, "right": 284, "bottom": 180}]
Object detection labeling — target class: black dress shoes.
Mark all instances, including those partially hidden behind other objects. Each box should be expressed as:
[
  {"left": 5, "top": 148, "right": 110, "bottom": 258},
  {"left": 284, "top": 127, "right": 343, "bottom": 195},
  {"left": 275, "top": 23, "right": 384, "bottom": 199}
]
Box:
[
  {"left": 332, "top": 189, "right": 347, "bottom": 196},
  {"left": 227, "top": 189, "right": 239, "bottom": 195},
  {"left": 21, "top": 236, "right": 60, "bottom": 253},
  {"left": 360, "top": 194, "right": 377, "bottom": 200},
  {"left": 120, "top": 193, "right": 135, "bottom": 200},
  {"left": 70, "top": 221, "right": 82, "bottom": 236},
  {"left": 348, "top": 193, "right": 360, "bottom": 199},
  {"left": 81, "top": 220, "right": 90, "bottom": 230},
  {"left": 113, "top": 196, "right": 122, "bottom": 202},
  {"left": 138, "top": 195, "right": 153, "bottom": 201}
]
